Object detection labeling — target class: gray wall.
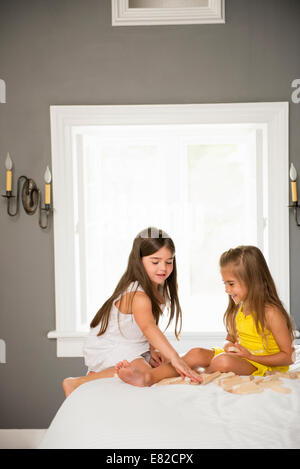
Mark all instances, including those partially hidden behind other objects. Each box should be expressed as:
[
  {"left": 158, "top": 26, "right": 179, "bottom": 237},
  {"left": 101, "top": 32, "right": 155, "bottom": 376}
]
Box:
[{"left": 0, "top": 0, "right": 299, "bottom": 429}]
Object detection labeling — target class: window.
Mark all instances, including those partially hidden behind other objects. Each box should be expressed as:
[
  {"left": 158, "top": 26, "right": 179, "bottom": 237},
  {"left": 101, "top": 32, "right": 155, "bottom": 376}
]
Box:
[{"left": 48, "top": 103, "right": 289, "bottom": 356}]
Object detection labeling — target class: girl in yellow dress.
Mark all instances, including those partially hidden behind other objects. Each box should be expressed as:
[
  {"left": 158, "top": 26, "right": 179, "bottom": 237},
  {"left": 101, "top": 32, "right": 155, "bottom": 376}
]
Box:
[{"left": 117, "top": 245, "right": 295, "bottom": 386}]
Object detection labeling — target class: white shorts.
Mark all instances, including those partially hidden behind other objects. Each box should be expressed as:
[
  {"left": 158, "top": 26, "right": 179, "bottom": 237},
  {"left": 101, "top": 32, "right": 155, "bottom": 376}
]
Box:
[{"left": 87, "top": 350, "right": 151, "bottom": 374}]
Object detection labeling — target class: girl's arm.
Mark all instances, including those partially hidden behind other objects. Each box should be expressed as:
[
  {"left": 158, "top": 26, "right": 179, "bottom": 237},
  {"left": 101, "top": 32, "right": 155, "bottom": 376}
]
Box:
[
  {"left": 232, "top": 306, "right": 294, "bottom": 366},
  {"left": 149, "top": 344, "right": 168, "bottom": 367},
  {"left": 132, "top": 292, "right": 202, "bottom": 382},
  {"left": 223, "top": 315, "right": 238, "bottom": 352},
  {"left": 223, "top": 333, "right": 237, "bottom": 352}
]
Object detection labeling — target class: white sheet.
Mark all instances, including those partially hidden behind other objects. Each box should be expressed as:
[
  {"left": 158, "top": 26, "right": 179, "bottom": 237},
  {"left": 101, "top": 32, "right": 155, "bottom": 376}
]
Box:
[{"left": 39, "top": 346, "right": 300, "bottom": 449}]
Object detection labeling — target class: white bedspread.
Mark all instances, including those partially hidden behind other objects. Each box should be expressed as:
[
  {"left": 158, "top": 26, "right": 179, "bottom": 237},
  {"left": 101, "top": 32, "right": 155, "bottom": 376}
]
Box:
[{"left": 39, "top": 346, "right": 300, "bottom": 449}]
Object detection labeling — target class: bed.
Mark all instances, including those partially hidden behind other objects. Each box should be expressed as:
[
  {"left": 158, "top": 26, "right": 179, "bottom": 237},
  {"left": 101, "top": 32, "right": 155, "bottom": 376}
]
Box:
[{"left": 39, "top": 345, "right": 300, "bottom": 449}]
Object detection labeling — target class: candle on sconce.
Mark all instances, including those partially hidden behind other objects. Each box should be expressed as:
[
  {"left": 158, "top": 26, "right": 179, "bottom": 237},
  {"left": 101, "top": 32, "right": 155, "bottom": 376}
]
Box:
[
  {"left": 290, "top": 163, "right": 298, "bottom": 203},
  {"left": 44, "top": 166, "right": 52, "bottom": 206},
  {"left": 5, "top": 153, "right": 13, "bottom": 192}
]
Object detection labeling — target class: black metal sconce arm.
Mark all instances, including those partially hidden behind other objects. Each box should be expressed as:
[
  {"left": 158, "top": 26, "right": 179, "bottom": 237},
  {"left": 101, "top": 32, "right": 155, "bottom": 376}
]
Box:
[
  {"left": 2, "top": 176, "right": 52, "bottom": 229},
  {"left": 289, "top": 202, "right": 300, "bottom": 227}
]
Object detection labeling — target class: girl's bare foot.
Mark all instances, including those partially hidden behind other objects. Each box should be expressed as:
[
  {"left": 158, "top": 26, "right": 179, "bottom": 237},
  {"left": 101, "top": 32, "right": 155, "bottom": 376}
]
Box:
[
  {"left": 115, "top": 360, "right": 152, "bottom": 387},
  {"left": 62, "top": 377, "right": 82, "bottom": 398},
  {"left": 115, "top": 360, "right": 130, "bottom": 372}
]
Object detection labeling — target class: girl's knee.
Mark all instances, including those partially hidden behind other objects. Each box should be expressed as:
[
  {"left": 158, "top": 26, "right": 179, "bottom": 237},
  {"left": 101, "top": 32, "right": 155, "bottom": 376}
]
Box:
[
  {"left": 184, "top": 347, "right": 214, "bottom": 368},
  {"left": 211, "top": 353, "right": 234, "bottom": 373},
  {"left": 186, "top": 347, "right": 207, "bottom": 359},
  {"left": 189, "top": 347, "right": 204, "bottom": 354}
]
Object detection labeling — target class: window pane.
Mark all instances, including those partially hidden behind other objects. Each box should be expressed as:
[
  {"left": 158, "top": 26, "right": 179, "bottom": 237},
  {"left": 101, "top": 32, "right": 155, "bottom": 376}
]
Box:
[
  {"left": 81, "top": 136, "right": 177, "bottom": 328},
  {"left": 77, "top": 128, "right": 258, "bottom": 333},
  {"left": 129, "top": 0, "right": 209, "bottom": 8},
  {"left": 174, "top": 143, "right": 257, "bottom": 332}
]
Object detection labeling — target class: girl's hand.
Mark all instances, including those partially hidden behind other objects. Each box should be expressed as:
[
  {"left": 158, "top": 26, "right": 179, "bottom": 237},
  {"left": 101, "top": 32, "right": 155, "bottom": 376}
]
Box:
[
  {"left": 228, "top": 343, "right": 252, "bottom": 359},
  {"left": 149, "top": 349, "right": 167, "bottom": 368},
  {"left": 171, "top": 355, "right": 203, "bottom": 383},
  {"left": 224, "top": 341, "right": 238, "bottom": 353}
]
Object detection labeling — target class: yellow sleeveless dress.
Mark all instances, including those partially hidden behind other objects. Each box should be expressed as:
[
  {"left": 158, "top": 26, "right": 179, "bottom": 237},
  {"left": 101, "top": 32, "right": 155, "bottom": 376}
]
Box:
[{"left": 213, "top": 307, "right": 289, "bottom": 376}]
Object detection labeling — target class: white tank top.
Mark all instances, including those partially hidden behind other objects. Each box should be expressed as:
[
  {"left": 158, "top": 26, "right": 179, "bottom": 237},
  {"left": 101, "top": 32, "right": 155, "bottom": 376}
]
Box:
[{"left": 83, "top": 281, "right": 165, "bottom": 372}]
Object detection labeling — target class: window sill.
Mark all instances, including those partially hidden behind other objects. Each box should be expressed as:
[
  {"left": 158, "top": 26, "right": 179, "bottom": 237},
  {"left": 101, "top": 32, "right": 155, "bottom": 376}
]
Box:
[
  {"left": 48, "top": 330, "right": 88, "bottom": 357},
  {"left": 47, "top": 330, "right": 226, "bottom": 357}
]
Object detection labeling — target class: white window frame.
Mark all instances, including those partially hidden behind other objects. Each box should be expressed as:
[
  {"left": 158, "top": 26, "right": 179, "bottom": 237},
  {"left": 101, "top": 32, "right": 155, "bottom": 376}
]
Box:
[
  {"left": 48, "top": 102, "right": 289, "bottom": 357},
  {"left": 111, "top": 0, "right": 225, "bottom": 26}
]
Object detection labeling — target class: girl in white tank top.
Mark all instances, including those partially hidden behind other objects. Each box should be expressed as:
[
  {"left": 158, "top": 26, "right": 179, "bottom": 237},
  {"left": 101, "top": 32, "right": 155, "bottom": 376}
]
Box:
[
  {"left": 62, "top": 227, "right": 202, "bottom": 398},
  {"left": 83, "top": 281, "right": 166, "bottom": 373}
]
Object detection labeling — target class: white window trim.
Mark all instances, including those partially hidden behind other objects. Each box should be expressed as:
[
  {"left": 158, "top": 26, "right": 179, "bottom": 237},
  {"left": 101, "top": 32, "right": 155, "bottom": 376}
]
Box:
[
  {"left": 111, "top": 0, "right": 225, "bottom": 26},
  {"left": 49, "top": 102, "right": 289, "bottom": 357}
]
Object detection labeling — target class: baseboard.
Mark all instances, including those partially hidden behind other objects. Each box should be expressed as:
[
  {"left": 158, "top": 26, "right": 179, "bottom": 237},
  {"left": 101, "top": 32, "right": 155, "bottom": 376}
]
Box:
[{"left": 0, "top": 429, "right": 47, "bottom": 449}]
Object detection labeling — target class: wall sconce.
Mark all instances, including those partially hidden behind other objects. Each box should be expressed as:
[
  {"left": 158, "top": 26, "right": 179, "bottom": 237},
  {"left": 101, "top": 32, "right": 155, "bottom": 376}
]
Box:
[
  {"left": 2, "top": 153, "right": 52, "bottom": 229},
  {"left": 289, "top": 163, "right": 300, "bottom": 227}
]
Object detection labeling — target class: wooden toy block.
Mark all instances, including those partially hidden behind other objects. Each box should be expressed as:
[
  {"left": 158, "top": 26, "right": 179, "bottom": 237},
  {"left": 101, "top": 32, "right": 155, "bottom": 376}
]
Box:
[
  {"left": 155, "top": 376, "right": 201, "bottom": 386},
  {"left": 257, "top": 378, "right": 283, "bottom": 388},
  {"left": 201, "top": 371, "right": 221, "bottom": 385},
  {"left": 285, "top": 371, "right": 300, "bottom": 379},
  {"left": 155, "top": 368, "right": 298, "bottom": 392},
  {"left": 255, "top": 375, "right": 282, "bottom": 384},
  {"left": 227, "top": 346, "right": 240, "bottom": 353},
  {"left": 189, "top": 380, "right": 202, "bottom": 386},
  {"left": 263, "top": 374, "right": 283, "bottom": 381},
  {"left": 265, "top": 371, "right": 300, "bottom": 379},
  {"left": 155, "top": 377, "right": 186, "bottom": 386},
  {"left": 230, "top": 376, "right": 292, "bottom": 394},
  {"left": 215, "top": 372, "right": 236, "bottom": 385},
  {"left": 268, "top": 384, "right": 291, "bottom": 394},
  {"left": 231, "top": 382, "right": 264, "bottom": 395},
  {"left": 220, "top": 375, "right": 253, "bottom": 390},
  {"left": 252, "top": 376, "right": 263, "bottom": 383}
]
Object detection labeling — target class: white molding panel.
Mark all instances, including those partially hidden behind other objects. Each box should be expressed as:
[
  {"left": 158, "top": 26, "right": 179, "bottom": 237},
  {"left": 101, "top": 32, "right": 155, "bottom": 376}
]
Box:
[
  {"left": 111, "top": 0, "right": 225, "bottom": 26},
  {"left": 49, "top": 102, "right": 289, "bottom": 357},
  {"left": 48, "top": 331, "right": 226, "bottom": 357}
]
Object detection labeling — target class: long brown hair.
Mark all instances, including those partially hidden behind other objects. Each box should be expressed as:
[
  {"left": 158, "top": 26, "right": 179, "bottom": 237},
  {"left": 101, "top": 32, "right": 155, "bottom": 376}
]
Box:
[
  {"left": 220, "top": 246, "right": 294, "bottom": 344},
  {"left": 90, "top": 227, "right": 182, "bottom": 339}
]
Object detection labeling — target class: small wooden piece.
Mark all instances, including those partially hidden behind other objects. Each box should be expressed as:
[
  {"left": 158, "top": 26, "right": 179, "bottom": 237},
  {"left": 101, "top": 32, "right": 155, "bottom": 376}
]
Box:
[
  {"left": 230, "top": 375, "right": 292, "bottom": 394},
  {"left": 155, "top": 368, "right": 299, "bottom": 392},
  {"left": 220, "top": 375, "right": 253, "bottom": 391},
  {"left": 227, "top": 346, "right": 240, "bottom": 353},
  {"left": 255, "top": 375, "right": 281, "bottom": 384},
  {"left": 201, "top": 371, "right": 221, "bottom": 385},
  {"left": 155, "top": 376, "right": 201, "bottom": 386},
  {"left": 268, "top": 384, "right": 291, "bottom": 394},
  {"left": 285, "top": 371, "right": 300, "bottom": 379},
  {"left": 215, "top": 372, "right": 236, "bottom": 385},
  {"left": 257, "top": 378, "right": 283, "bottom": 388},
  {"left": 265, "top": 371, "right": 300, "bottom": 379},
  {"left": 231, "top": 382, "right": 264, "bottom": 395},
  {"left": 156, "top": 377, "right": 186, "bottom": 386}
]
